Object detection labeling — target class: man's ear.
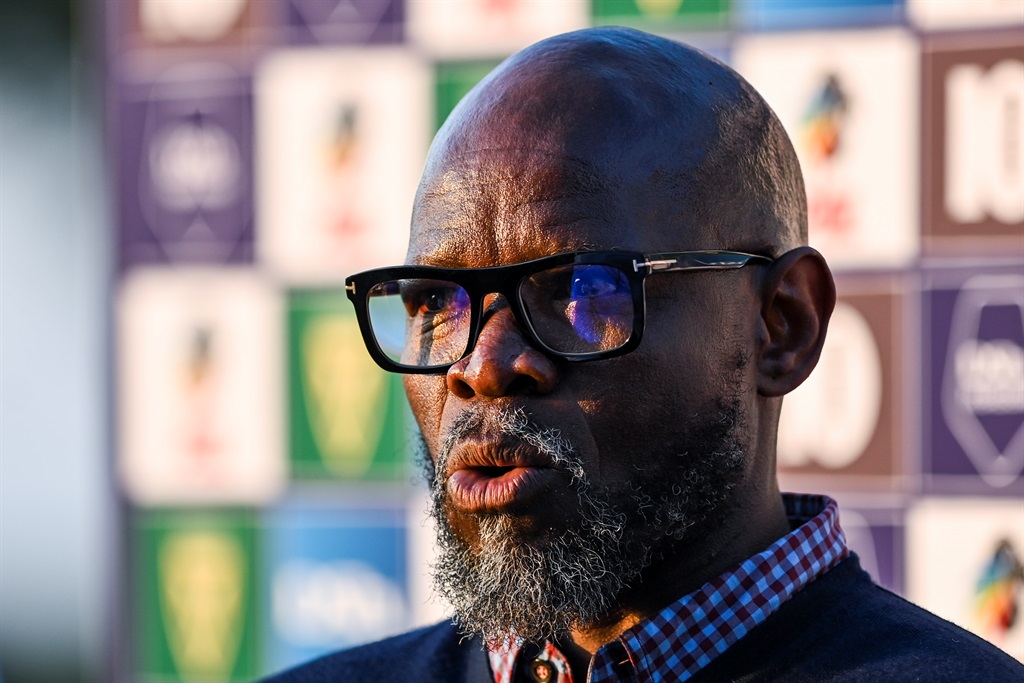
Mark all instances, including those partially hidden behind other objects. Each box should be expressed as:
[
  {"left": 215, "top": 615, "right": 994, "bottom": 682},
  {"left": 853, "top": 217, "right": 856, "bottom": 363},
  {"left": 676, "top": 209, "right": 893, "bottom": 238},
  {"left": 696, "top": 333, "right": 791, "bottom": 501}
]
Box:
[{"left": 756, "top": 246, "right": 836, "bottom": 397}]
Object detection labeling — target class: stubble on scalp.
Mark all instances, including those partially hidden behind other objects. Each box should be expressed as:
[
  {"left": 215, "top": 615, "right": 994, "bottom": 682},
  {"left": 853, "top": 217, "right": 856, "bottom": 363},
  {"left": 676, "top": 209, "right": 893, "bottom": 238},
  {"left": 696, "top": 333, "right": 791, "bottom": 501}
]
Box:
[{"left": 419, "top": 402, "right": 747, "bottom": 645}]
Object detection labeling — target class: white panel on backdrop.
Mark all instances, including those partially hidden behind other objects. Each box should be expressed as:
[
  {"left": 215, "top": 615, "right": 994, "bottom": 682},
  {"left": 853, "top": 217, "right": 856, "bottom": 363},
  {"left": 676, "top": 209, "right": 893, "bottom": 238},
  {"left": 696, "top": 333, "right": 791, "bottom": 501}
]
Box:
[
  {"left": 256, "top": 49, "right": 430, "bottom": 283},
  {"left": 909, "top": 0, "right": 1024, "bottom": 30},
  {"left": 407, "top": 0, "right": 588, "bottom": 59},
  {"left": 908, "top": 498, "right": 1024, "bottom": 661},
  {"left": 139, "top": 0, "right": 248, "bottom": 42},
  {"left": 118, "top": 268, "right": 285, "bottom": 504},
  {"left": 734, "top": 29, "right": 919, "bottom": 269}
]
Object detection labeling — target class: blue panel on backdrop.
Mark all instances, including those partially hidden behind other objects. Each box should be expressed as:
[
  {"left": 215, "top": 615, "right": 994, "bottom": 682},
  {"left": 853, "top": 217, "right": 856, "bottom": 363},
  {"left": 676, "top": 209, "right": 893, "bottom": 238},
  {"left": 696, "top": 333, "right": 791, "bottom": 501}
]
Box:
[
  {"left": 262, "top": 505, "right": 409, "bottom": 673},
  {"left": 737, "top": 0, "right": 903, "bottom": 30}
]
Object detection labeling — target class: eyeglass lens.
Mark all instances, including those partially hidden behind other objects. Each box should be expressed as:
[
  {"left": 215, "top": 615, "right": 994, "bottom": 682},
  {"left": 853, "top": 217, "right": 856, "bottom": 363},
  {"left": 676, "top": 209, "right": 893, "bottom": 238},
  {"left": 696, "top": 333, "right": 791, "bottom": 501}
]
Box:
[
  {"left": 520, "top": 264, "right": 633, "bottom": 354},
  {"left": 364, "top": 264, "right": 635, "bottom": 367}
]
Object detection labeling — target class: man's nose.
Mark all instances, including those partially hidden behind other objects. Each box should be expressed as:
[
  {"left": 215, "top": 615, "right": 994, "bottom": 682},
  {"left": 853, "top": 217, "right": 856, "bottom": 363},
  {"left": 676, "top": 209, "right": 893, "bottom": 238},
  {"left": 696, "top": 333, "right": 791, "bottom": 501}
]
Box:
[{"left": 446, "top": 299, "right": 559, "bottom": 399}]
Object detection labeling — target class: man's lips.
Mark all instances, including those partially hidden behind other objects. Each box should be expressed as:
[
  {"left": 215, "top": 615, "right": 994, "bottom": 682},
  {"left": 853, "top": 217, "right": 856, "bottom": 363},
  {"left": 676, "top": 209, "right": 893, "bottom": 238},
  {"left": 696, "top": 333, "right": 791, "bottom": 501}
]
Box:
[{"left": 444, "top": 440, "right": 561, "bottom": 513}]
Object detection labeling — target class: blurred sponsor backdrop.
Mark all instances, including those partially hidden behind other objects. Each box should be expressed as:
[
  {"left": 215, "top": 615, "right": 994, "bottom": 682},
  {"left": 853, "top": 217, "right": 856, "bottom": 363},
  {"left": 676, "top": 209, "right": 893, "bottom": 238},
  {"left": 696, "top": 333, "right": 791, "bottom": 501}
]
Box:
[{"left": 1, "top": 1, "right": 1022, "bottom": 682}]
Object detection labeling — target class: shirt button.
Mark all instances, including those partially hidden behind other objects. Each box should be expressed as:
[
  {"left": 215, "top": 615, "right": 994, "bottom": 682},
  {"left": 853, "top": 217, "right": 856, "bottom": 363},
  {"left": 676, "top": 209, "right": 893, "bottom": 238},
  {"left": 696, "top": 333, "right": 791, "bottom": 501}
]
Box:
[{"left": 530, "top": 659, "right": 555, "bottom": 683}]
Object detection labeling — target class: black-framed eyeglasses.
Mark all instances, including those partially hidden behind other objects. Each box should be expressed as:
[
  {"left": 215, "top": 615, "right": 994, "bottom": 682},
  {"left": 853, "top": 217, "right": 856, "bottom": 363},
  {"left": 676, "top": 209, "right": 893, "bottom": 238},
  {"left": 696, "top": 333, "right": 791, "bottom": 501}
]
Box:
[{"left": 345, "top": 250, "right": 773, "bottom": 374}]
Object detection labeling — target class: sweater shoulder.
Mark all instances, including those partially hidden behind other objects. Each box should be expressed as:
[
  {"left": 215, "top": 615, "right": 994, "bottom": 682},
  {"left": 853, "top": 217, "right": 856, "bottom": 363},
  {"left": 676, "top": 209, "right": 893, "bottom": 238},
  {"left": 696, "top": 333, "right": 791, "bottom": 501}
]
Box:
[
  {"left": 694, "top": 555, "right": 1024, "bottom": 682},
  {"left": 259, "top": 620, "right": 489, "bottom": 683},
  {"left": 837, "top": 578, "right": 1024, "bottom": 681}
]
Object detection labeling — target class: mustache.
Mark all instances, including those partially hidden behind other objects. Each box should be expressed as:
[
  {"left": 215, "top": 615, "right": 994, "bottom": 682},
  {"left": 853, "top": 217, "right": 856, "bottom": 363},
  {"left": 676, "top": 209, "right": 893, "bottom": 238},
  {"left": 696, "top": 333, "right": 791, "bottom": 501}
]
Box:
[{"left": 426, "top": 407, "right": 583, "bottom": 496}]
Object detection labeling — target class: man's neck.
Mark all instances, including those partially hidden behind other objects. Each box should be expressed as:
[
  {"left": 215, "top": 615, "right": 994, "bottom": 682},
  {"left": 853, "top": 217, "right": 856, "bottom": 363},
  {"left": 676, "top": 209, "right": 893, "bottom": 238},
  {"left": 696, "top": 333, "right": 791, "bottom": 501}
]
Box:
[{"left": 561, "top": 489, "right": 791, "bottom": 681}]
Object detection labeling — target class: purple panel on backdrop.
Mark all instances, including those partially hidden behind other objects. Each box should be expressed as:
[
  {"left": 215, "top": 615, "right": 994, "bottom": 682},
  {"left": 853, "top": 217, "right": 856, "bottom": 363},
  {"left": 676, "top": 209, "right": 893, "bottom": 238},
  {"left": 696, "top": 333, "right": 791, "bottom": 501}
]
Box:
[
  {"left": 924, "top": 268, "right": 1024, "bottom": 494},
  {"left": 118, "top": 66, "right": 253, "bottom": 268},
  {"left": 286, "top": 0, "right": 403, "bottom": 45},
  {"left": 843, "top": 511, "right": 902, "bottom": 595}
]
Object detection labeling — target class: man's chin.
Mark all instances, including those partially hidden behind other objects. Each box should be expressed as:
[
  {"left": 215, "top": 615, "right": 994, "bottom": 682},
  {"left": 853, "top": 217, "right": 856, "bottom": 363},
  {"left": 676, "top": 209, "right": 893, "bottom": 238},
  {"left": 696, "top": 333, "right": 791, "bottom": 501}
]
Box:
[
  {"left": 443, "top": 503, "right": 581, "bottom": 556},
  {"left": 430, "top": 482, "right": 642, "bottom": 644},
  {"left": 433, "top": 514, "right": 627, "bottom": 644}
]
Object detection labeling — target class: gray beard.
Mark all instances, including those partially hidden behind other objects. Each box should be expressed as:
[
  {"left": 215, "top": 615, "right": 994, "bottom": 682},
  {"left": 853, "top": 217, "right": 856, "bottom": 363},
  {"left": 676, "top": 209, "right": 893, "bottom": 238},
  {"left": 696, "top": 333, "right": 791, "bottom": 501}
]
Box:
[{"left": 421, "top": 402, "right": 745, "bottom": 645}]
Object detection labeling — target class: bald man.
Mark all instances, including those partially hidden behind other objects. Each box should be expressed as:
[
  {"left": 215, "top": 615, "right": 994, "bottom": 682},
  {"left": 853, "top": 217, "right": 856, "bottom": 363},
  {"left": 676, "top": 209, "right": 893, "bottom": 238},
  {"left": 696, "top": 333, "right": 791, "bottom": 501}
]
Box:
[{"left": 264, "top": 28, "right": 1023, "bottom": 683}]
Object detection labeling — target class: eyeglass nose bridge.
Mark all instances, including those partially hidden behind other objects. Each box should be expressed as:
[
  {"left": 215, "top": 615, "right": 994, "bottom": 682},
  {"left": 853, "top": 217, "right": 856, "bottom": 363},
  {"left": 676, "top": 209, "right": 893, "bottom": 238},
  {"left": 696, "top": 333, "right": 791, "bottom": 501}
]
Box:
[{"left": 456, "top": 281, "right": 550, "bottom": 366}]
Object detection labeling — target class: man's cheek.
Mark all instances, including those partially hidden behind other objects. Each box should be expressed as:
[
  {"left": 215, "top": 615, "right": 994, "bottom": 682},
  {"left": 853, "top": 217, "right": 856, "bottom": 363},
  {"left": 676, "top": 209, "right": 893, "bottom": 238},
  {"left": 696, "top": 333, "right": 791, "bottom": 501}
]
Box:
[
  {"left": 404, "top": 375, "right": 447, "bottom": 445},
  {"left": 569, "top": 359, "right": 661, "bottom": 475}
]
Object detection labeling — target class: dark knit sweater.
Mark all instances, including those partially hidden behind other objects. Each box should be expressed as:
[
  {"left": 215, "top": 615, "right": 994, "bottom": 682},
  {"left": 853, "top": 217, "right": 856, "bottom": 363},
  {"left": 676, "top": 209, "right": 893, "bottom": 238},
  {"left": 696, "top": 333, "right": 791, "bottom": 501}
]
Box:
[{"left": 260, "top": 555, "right": 1024, "bottom": 682}]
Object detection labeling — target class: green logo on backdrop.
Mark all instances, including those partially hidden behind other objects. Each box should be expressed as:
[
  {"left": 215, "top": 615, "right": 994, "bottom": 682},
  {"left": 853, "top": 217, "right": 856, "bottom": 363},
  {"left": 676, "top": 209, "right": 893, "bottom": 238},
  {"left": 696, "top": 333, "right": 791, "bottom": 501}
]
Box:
[
  {"left": 435, "top": 61, "right": 503, "bottom": 132},
  {"left": 289, "top": 291, "right": 408, "bottom": 480},
  {"left": 591, "top": 0, "right": 729, "bottom": 28},
  {"left": 137, "top": 511, "right": 258, "bottom": 683}
]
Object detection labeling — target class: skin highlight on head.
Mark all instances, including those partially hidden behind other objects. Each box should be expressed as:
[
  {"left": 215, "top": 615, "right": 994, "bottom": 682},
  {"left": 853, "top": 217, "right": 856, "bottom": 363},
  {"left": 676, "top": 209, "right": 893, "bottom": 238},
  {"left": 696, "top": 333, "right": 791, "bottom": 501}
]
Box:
[{"left": 404, "top": 27, "right": 835, "bottom": 679}]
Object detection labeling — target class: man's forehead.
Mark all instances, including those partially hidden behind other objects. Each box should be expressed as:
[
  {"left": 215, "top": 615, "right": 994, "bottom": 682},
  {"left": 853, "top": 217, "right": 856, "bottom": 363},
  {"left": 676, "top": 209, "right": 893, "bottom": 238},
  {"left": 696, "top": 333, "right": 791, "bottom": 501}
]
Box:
[
  {"left": 418, "top": 148, "right": 614, "bottom": 203},
  {"left": 408, "top": 147, "right": 638, "bottom": 267},
  {"left": 403, "top": 27, "right": 798, "bottom": 267}
]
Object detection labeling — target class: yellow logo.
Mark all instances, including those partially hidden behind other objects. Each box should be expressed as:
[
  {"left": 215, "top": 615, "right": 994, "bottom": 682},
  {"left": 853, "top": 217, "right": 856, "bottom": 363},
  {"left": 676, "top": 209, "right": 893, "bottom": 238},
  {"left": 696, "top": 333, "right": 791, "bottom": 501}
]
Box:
[
  {"left": 635, "top": 0, "right": 684, "bottom": 17},
  {"left": 159, "top": 530, "right": 245, "bottom": 682},
  {"left": 302, "top": 315, "right": 387, "bottom": 477}
]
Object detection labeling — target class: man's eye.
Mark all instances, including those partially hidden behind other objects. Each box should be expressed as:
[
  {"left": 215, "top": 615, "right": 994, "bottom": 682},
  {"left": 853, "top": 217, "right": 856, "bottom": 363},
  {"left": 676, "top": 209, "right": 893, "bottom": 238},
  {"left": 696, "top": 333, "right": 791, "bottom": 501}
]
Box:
[
  {"left": 404, "top": 288, "right": 449, "bottom": 315},
  {"left": 402, "top": 285, "right": 467, "bottom": 318},
  {"left": 418, "top": 290, "right": 449, "bottom": 314}
]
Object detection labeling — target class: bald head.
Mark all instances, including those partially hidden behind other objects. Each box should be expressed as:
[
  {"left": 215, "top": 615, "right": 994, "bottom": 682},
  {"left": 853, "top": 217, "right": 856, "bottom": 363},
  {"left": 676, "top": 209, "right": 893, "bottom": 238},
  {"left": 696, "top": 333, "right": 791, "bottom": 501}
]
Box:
[
  {"left": 399, "top": 29, "right": 836, "bottom": 649},
  {"left": 419, "top": 27, "right": 806, "bottom": 257}
]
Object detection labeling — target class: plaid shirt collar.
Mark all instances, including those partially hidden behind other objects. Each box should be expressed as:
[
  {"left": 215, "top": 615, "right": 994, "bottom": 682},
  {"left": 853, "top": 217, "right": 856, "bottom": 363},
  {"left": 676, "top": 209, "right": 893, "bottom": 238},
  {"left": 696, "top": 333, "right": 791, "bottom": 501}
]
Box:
[{"left": 487, "top": 493, "right": 849, "bottom": 683}]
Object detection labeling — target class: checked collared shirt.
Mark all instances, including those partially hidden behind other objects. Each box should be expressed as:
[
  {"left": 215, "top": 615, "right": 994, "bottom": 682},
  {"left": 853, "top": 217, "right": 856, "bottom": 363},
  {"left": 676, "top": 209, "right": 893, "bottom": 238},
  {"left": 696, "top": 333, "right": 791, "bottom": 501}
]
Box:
[{"left": 487, "top": 493, "right": 849, "bottom": 683}]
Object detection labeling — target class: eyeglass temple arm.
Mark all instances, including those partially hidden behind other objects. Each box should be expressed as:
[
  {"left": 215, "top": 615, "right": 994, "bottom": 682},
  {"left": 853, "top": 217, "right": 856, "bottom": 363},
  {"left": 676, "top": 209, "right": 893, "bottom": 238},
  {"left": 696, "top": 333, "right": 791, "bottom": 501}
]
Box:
[{"left": 633, "top": 251, "right": 773, "bottom": 274}]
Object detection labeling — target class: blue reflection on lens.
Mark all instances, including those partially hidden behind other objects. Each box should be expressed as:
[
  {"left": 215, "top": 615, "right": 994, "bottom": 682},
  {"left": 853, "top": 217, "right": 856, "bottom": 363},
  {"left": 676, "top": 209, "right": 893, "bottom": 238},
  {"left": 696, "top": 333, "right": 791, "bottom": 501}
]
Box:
[{"left": 569, "top": 266, "right": 627, "bottom": 344}]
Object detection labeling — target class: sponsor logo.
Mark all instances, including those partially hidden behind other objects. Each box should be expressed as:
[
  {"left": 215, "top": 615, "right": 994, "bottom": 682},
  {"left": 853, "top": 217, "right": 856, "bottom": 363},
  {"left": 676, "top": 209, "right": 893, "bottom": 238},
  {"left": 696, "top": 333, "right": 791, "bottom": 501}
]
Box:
[
  {"left": 801, "top": 73, "right": 855, "bottom": 237},
  {"left": 635, "top": 0, "right": 686, "bottom": 17},
  {"left": 124, "top": 64, "right": 252, "bottom": 265},
  {"left": 301, "top": 314, "right": 388, "bottom": 477},
  {"left": 802, "top": 74, "right": 849, "bottom": 164},
  {"left": 142, "top": 107, "right": 247, "bottom": 253},
  {"left": 178, "top": 325, "right": 227, "bottom": 474},
  {"left": 148, "top": 115, "right": 242, "bottom": 227},
  {"left": 945, "top": 59, "right": 1024, "bottom": 226},
  {"left": 942, "top": 275, "right": 1024, "bottom": 487},
  {"left": 159, "top": 530, "right": 246, "bottom": 680},
  {"left": 273, "top": 560, "right": 408, "bottom": 646},
  {"left": 318, "top": 103, "right": 371, "bottom": 250},
  {"left": 974, "top": 539, "right": 1024, "bottom": 644},
  {"left": 593, "top": 0, "right": 726, "bottom": 22}
]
